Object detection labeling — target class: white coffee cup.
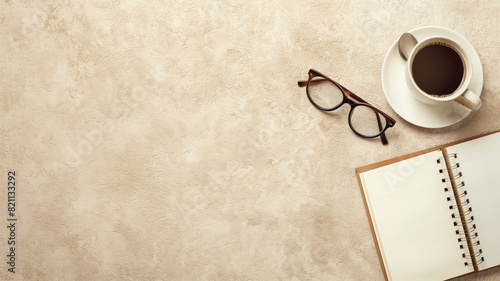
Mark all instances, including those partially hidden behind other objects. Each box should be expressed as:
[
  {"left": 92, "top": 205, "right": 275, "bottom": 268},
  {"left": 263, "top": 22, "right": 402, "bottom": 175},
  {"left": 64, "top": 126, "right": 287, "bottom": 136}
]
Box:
[{"left": 405, "top": 36, "right": 481, "bottom": 111}]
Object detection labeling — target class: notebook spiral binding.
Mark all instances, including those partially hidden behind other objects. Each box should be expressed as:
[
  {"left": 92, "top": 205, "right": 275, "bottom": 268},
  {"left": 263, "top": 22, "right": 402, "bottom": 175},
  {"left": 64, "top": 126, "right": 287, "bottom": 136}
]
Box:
[{"left": 438, "top": 153, "right": 484, "bottom": 267}]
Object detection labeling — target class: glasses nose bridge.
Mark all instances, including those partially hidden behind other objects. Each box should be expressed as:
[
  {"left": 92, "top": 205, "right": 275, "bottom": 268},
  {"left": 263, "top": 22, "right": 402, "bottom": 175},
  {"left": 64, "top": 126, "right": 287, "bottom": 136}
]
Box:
[
  {"left": 334, "top": 98, "right": 355, "bottom": 114},
  {"left": 344, "top": 98, "right": 357, "bottom": 108}
]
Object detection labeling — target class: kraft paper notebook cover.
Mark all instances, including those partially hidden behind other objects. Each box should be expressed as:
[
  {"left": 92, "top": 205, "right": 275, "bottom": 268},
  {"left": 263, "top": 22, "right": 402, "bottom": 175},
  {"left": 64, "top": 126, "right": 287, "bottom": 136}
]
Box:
[{"left": 356, "top": 130, "right": 500, "bottom": 281}]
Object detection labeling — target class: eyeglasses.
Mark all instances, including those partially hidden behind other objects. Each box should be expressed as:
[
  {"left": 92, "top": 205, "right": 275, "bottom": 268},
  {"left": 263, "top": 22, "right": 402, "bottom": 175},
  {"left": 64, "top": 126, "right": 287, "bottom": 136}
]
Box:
[{"left": 298, "top": 69, "right": 396, "bottom": 145}]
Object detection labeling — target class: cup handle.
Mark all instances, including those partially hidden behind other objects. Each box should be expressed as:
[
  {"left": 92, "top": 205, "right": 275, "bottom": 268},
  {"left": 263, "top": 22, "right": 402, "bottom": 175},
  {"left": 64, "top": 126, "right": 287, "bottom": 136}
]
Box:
[{"left": 455, "top": 89, "right": 482, "bottom": 111}]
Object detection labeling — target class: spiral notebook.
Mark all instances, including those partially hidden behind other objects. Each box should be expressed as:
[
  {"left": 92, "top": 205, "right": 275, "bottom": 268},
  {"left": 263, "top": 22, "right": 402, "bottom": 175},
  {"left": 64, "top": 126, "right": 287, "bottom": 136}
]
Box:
[{"left": 356, "top": 130, "right": 500, "bottom": 281}]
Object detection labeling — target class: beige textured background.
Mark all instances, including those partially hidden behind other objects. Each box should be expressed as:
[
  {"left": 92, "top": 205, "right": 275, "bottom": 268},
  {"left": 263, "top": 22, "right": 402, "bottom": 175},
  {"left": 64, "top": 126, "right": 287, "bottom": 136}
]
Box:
[{"left": 1, "top": 0, "right": 500, "bottom": 280}]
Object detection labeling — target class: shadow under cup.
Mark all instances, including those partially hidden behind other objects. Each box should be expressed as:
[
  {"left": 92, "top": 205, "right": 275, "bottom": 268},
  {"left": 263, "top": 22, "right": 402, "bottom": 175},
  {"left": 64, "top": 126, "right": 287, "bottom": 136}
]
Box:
[{"left": 408, "top": 38, "right": 471, "bottom": 102}]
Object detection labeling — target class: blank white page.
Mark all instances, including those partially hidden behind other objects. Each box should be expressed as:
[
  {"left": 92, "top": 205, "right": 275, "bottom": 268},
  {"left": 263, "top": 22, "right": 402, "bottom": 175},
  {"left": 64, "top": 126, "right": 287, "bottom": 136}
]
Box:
[
  {"left": 359, "top": 150, "right": 472, "bottom": 281},
  {"left": 448, "top": 132, "right": 500, "bottom": 270}
]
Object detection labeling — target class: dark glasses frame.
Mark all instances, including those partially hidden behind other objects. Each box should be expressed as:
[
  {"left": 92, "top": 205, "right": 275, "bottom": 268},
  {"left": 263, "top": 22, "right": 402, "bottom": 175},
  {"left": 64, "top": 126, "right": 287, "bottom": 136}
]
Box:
[{"left": 298, "top": 69, "right": 396, "bottom": 145}]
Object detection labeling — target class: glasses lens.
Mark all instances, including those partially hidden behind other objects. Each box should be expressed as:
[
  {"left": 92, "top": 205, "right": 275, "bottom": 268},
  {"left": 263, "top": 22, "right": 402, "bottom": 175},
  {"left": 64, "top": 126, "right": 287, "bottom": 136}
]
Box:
[
  {"left": 350, "top": 105, "right": 388, "bottom": 137},
  {"left": 307, "top": 79, "right": 344, "bottom": 109}
]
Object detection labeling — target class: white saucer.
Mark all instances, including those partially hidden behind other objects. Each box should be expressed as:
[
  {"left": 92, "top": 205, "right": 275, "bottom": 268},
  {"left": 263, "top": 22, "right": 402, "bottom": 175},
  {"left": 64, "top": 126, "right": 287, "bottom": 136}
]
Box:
[{"left": 381, "top": 26, "right": 483, "bottom": 128}]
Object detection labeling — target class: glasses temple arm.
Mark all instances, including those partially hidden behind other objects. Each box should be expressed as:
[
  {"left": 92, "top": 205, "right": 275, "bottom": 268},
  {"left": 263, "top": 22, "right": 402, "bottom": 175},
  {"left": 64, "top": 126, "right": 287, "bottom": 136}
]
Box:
[
  {"left": 299, "top": 78, "right": 370, "bottom": 104},
  {"left": 340, "top": 86, "right": 371, "bottom": 104},
  {"left": 299, "top": 76, "right": 378, "bottom": 105},
  {"left": 298, "top": 77, "right": 333, "bottom": 88}
]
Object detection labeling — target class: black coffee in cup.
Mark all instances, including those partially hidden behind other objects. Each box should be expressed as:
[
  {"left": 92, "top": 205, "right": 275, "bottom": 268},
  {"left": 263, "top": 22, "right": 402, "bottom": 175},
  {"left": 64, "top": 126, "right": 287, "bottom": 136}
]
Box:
[{"left": 411, "top": 43, "right": 464, "bottom": 96}]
